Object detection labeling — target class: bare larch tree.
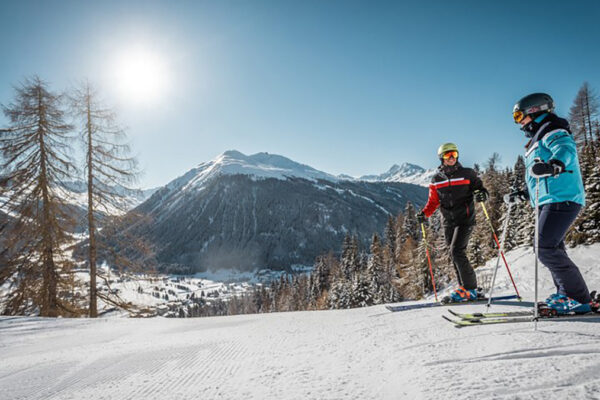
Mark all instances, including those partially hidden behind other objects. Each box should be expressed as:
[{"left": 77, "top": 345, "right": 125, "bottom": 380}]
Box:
[
  {"left": 0, "top": 76, "right": 79, "bottom": 317},
  {"left": 569, "top": 82, "right": 599, "bottom": 154},
  {"left": 70, "top": 81, "right": 139, "bottom": 317}
]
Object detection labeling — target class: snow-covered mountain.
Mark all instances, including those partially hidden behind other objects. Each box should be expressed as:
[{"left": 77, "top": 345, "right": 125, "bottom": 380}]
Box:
[
  {"left": 167, "top": 150, "right": 340, "bottom": 192},
  {"left": 0, "top": 178, "right": 156, "bottom": 218},
  {"left": 115, "top": 150, "right": 428, "bottom": 273},
  {"left": 59, "top": 181, "right": 158, "bottom": 216},
  {"left": 359, "top": 162, "right": 435, "bottom": 187},
  {"left": 3, "top": 244, "right": 600, "bottom": 399}
]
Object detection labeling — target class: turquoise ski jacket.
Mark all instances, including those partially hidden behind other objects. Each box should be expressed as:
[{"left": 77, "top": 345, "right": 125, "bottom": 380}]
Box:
[{"left": 524, "top": 114, "right": 585, "bottom": 207}]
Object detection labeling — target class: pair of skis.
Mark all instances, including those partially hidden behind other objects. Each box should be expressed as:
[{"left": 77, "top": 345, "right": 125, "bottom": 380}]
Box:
[
  {"left": 385, "top": 294, "right": 520, "bottom": 312},
  {"left": 443, "top": 308, "right": 600, "bottom": 328}
]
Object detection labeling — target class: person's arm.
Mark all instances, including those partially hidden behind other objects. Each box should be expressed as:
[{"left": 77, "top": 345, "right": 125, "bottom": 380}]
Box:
[
  {"left": 422, "top": 183, "right": 440, "bottom": 217},
  {"left": 470, "top": 170, "right": 489, "bottom": 200},
  {"left": 542, "top": 129, "right": 576, "bottom": 170}
]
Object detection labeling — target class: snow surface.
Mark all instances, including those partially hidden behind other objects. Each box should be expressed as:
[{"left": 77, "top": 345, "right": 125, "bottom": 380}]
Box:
[{"left": 3, "top": 244, "right": 600, "bottom": 399}]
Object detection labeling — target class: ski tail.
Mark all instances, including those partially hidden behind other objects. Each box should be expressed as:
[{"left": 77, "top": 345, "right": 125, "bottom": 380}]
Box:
[
  {"left": 447, "top": 309, "right": 533, "bottom": 320},
  {"left": 444, "top": 312, "right": 600, "bottom": 327},
  {"left": 443, "top": 315, "right": 533, "bottom": 327}
]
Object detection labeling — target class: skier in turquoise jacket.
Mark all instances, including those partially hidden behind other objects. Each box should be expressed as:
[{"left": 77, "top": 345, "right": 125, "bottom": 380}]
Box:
[{"left": 506, "top": 92, "right": 597, "bottom": 314}]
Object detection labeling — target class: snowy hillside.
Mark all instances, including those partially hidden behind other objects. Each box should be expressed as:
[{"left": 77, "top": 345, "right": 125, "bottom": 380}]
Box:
[
  {"left": 0, "top": 179, "right": 156, "bottom": 218},
  {"left": 59, "top": 181, "right": 157, "bottom": 215},
  {"left": 358, "top": 162, "right": 435, "bottom": 187},
  {"left": 3, "top": 244, "right": 600, "bottom": 399}
]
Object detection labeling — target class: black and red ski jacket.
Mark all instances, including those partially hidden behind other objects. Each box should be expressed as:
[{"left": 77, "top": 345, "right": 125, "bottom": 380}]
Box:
[{"left": 422, "top": 162, "right": 486, "bottom": 226}]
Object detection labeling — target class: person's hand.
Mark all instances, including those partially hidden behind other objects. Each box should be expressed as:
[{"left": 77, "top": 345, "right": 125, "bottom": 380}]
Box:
[
  {"left": 503, "top": 189, "right": 529, "bottom": 204},
  {"left": 474, "top": 189, "right": 488, "bottom": 203},
  {"left": 531, "top": 159, "right": 565, "bottom": 178},
  {"left": 416, "top": 211, "right": 426, "bottom": 224}
]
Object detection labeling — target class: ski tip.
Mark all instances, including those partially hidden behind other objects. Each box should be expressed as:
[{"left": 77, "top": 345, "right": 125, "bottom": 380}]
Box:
[
  {"left": 442, "top": 315, "right": 464, "bottom": 328},
  {"left": 447, "top": 309, "right": 459, "bottom": 317}
]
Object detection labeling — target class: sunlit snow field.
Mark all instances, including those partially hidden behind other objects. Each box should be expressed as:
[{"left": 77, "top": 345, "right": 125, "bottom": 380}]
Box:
[{"left": 2, "top": 244, "right": 600, "bottom": 400}]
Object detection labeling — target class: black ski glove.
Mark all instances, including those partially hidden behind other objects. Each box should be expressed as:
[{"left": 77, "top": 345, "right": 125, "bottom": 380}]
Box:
[
  {"left": 503, "top": 189, "right": 529, "bottom": 204},
  {"left": 416, "top": 211, "right": 426, "bottom": 224},
  {"left": 531, "top": 159, "right": 565, "bottom": 178},
  {"left": 474, "top": 189, "right": 488, "bottom": 203}
]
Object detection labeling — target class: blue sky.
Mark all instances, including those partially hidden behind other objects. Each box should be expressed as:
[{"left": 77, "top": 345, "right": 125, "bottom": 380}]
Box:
[{"left": 1, "top": 1, "right": 599, "bottom": 188}]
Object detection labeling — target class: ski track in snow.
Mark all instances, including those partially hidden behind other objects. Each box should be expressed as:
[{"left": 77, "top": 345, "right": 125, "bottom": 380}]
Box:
[{"left": 2, "top": 244, "right": 600, "bottom": 399}]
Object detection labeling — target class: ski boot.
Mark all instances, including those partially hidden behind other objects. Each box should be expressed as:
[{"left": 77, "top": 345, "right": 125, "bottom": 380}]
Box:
[
  {"left": 589, "top": 290, "right": 600, "bottom": 313},
  {"left": 537, "top": 302, "right": 558, "bottom": 318},
  {"left": 441, "top": 286, "right": 479, "bottom": 304},
  {"left": 541, "top": 293, "right": 592, "bottom": 315}
]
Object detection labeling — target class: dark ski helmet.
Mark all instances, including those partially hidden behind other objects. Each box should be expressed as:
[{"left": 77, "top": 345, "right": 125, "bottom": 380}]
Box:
[
  {"left": 513, "top": 93, "right": 554, "bottom": 125},
  {"left": 437, "top": 142, "right": 459, "bottom": 158}
]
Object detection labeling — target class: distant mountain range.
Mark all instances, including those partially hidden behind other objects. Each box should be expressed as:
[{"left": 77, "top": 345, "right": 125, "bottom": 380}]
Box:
[
  {"left": 117, "top": 151, "right": 430, "bottom": 273},
  {"left": 358, "top": 163, "right": 434, "bottom": 186},
  {"left": 0, "top": 179, "right": 157, "bottom": 234},
  {"left": 2, "top": 150, "right": 433, "bottom": 272}
]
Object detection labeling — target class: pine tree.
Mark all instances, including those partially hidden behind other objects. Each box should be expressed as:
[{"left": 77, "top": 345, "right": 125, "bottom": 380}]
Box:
[
  {"left": 0, "top": 77, "right": 80, "bottom": 316},
  {"left": 428, "top": 212, "right": 453, "bottom": 289},
  {"left": 328, "top": 280, "right": 352, "bottom": 309},
  {"left": 570, "top": 147, "right": 600, "bottom": 244},
  {"left": 367, "top": 233, "right": 386, "bottom": 303},
  {"left": 503, "top": 156, "right": 534, "bottom": 250},
  {"left": 350, "top": 273, "right": 372, "bottom": 308},
  {"left": 569, "top": 82, "right": 599, "bottom": 154},
  {"left": 383, "top": 216, "right": 397, "bottom": 264},
  {"left": 340, "top": 234, "right": 357, "bottom": 279},
  {"left": 402, "top": 202, "right": 419, "bottom": 241}
]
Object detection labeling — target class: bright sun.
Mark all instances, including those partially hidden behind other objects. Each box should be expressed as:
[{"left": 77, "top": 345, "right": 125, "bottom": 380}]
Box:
[{"left": 113, "top": 48, "right": 169, "bottom": 104}]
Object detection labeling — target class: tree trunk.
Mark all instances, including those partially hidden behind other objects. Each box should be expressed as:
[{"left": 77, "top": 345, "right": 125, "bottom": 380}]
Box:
[
  {"left": 86, "top": 90, "right": 98, "bottom": 318},
  {"left": 585, "top": 88, "right": 596, "bottom": 153},
  {"left": 38, "top": 87, "right": 58, "bottom": 317}
]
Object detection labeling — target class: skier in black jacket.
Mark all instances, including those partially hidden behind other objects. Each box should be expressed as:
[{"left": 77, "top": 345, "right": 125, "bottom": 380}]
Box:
[{"left": 417, "top": 143, "right": 488, "bottom": 302}]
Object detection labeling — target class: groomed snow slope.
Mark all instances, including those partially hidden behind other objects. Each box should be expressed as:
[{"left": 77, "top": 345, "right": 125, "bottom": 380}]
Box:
[{"left": 2, "top": 244, "right": 600, "bottom": 400}]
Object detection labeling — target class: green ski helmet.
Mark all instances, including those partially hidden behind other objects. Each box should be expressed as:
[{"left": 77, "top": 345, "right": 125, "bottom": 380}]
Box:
[{"left": 437, "top": 142, "right": 459, "bottom": 158}]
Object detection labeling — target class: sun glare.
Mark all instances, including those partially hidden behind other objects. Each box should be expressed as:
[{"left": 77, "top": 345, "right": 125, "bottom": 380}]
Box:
[{"left": 112, "top": 48, "right": 169, "bottom": 105}]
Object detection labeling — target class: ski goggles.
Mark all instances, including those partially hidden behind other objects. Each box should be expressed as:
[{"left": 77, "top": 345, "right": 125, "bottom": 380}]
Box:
[
  {"left": 513, "top": 110, "right": 525, "bottom": 123},
  {"left": 442, "top": 150, "right": 458, "bottom": 160}
]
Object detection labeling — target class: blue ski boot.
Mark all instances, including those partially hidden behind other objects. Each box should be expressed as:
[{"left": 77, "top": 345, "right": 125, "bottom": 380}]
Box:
[
  {"left": 444, "top": 286, "right": 479, "bottom": 303},
  {"left": 543, "top": 293, "right": 592, "bottom": 315}
]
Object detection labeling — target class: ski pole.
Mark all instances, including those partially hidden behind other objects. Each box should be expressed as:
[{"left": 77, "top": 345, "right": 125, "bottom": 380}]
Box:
[
  {"left": 534, "top": 177, "right": 540, "bottom": 330},
  {"left": 420, "top": 222, "right": 438, "bottom": 302},
  {"left": 486, "top": 201, "right": 513, "bottom": 309},
  {"left": 479, "top": 202, "right": 521, "bottom": 299}
]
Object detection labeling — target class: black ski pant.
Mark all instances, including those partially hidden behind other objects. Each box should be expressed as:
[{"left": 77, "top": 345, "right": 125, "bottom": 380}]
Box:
[
  {"left": 538, "top": 201, "right": 591, "bottom": 304},
  {"left": 444, "top": 224, "right": 477, "bottom": 290}
]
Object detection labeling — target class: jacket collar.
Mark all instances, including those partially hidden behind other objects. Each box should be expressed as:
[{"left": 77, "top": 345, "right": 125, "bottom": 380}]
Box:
[{"left": 438, "top": 161, "right": 462, "bottom": 177}]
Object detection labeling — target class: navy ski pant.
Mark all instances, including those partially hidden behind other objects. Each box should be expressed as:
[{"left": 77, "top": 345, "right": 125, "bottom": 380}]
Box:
[
  {"left": 444, "top": 224, "right": 477, "bottom": 290},
  {"left": 538, "top": 201, "right": 591, "bottom": 304}
]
